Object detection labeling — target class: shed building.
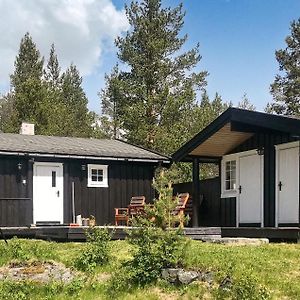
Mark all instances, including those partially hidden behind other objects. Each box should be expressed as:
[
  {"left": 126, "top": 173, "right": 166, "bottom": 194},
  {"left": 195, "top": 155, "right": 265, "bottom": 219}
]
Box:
[{"left": 173, "top": 108, "right": 300, "bottom": 229}]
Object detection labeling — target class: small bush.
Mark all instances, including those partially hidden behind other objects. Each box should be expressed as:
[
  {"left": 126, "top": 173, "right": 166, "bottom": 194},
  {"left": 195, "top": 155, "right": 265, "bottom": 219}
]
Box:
[
  {"left": 232, "top": 274, "right": 270, "bottom": 300},
  {"left": 0, "top": 280, "right": 34, "bottom": 300},
  {"left": 215, "top": 273, "right": 271, "bottom": 300},
  {"left": 9, "top": 237, "right": 30, "bottom": 260},
  {"left": 75, "top": 227, "right": 112, "bottom": 272},
  {"left": 126, "top": 227, "right": 188, "bottom": 286},
  {"left": 65, "top": 278, "right": 84, "bottom": 296},
  {"left": 43, "top": 281, "right": 64, "bottom": 298},
  {"left": 0, "top": 238, "right": 56, "bottom": 265},
  {"left": 108, "top": 171, "right": 190, "bottom": 295}
]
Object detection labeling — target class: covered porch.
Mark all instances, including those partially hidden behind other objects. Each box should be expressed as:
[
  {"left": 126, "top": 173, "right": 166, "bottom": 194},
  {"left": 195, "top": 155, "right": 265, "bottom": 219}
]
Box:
[{"left": 172, "top": 108, "right": 300, "bottom": 229}]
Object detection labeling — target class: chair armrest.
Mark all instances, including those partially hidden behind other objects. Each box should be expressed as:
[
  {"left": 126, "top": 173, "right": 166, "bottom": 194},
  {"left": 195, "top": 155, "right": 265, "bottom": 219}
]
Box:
[{"left": 115, "top": 208, "right": 128, "bottom": 215}]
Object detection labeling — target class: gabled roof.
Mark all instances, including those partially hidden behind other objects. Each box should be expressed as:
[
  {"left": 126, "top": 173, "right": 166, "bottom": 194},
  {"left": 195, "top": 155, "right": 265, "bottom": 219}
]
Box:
[
  {"left": 0, "top": 133, "right": 170, "bottom": 162},
  {"left": 172, "top": 108, "right": 300, "bottom": 162}
]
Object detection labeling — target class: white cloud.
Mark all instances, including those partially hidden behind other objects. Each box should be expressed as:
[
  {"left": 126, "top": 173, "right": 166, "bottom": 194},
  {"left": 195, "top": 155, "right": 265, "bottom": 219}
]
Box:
[{"left": 0, "top": 0, "right": 129, "bottom": 86}]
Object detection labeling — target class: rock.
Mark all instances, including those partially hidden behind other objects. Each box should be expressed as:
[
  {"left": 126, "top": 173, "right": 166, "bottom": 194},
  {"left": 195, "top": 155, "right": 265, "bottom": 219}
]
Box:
[
  {"left": 162, "top": 268, "right": 182, "bottom": 284},
  {"left": 0, "top": 261, "right": 79, "bottom": 283},
  {"left": 219, "top": 276, "right": 232, "bottom": 291},
  {"left": 162, "top": 268, "right": 216, "bottom": 286},
  {"left": 201, "top": 237, "right": 269, "bottom": 245},
  {"left": 177, "top": 270, "right": 200, "bottom": 284},
  {"left": 199, "top": 271, "right": 214, "bottom": 284}
]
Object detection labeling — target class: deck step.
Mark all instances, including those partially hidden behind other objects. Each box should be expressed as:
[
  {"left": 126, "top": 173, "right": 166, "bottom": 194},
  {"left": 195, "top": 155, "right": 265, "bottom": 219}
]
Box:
[
  {"left": 184, "top": 227, "right": 222, "bottom": 240},
  {"left": 184, "top": 227, "right": 221, "bottom": 235},
  {"left": 186, "top": 234, "right": 222, "bottom": 240}
]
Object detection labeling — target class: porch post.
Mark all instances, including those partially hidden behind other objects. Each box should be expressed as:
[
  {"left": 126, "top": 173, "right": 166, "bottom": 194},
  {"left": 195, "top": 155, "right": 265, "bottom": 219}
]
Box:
[{"left": 192, "top": 158, "right": 200, "bottom": 227}]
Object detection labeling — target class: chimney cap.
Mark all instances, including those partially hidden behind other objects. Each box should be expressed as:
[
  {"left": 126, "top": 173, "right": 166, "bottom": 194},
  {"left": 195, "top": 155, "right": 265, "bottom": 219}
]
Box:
[{"left": 20, "top": 122, "right": 35, "bottom": 135}]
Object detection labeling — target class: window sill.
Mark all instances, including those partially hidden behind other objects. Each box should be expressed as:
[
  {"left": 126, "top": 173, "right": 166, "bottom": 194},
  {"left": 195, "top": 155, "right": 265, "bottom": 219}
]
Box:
[
  {"left": 221, "top": 191, "right": 237, "bottom": 198},
  {"left": 87, "top": 183, "right": 109, "bottom": 188}
]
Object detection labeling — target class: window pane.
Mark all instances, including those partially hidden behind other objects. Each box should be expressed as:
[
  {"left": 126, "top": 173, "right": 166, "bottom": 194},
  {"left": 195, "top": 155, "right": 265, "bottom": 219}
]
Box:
[
  {"left": 226, "top": 171, "right": 231, "bottom": 180},
  {"left": 231, "top": 170, "right": 236, "bottom": 180},
  {"left": 226, "top": 181, "right": 231, "bottom": 190},
  {"left": 91, "top": 169, "right": 97, "bottom": 175},
  {"left": 226, "top": 162, "right": 231, "bottom": 171},
  {"left": 232, "top": 180, "right": 236, "bottom": 190},
  {"left": 91, "top": 175, "right": 98, "bottom": 181}
]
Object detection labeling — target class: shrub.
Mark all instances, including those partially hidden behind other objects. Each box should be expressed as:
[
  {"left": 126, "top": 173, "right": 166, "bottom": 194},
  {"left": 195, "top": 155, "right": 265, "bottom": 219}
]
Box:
[
  {"left": 126, "top": 227, "right": 188, "bottom": 286},
  {"left": 0, "top": 280, "right": 34, "bottom": 300},
  {"left": 65, "top": 278, "right": 84, "bottom": 296},
  {"left": 0, "top": 238, "right": 56, "bottom": 265},
  {"left": 9, "top": 237, "right": 29, "bottom": 261},
  {"left": 232, "top": 274, "right": 270, "bottom": 300},
  {"left": 75, "top": 227, "right": 112, "bottom": 272},
  {"left": 108, "top": 170, "right": 189, "bottom": 294},
  {"left": 215, "top": 273, "right": 271, "bottom": 300}
]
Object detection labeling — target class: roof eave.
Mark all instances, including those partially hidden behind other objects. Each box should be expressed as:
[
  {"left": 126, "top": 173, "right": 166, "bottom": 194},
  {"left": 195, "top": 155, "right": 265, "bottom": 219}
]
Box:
[
  {"left": 0, "top": 150, "right": 170, "bottom": 164},
  {"left": 172, "top": 108, "right": 233, "bottom": 162}
]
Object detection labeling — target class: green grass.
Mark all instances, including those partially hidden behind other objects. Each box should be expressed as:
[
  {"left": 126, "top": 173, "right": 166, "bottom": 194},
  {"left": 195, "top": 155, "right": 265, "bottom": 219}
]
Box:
[{"left": 0, "top": 238, "right": 299, "bottom": 299}]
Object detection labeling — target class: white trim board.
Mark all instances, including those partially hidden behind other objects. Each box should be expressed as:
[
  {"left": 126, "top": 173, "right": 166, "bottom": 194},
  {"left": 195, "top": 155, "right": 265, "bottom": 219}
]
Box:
[
  {"left": 275, "top": 142, "right": 300, "bottom": 227},
  {"left": 221, "top": 149, "right": 264, "bottom": 227}
]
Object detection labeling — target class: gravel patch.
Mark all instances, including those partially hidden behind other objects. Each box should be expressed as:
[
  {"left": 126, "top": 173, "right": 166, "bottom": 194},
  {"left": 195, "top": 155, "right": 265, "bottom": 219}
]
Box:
[{"left": 0, "top": 261, "right": 77, "bottom": 283}]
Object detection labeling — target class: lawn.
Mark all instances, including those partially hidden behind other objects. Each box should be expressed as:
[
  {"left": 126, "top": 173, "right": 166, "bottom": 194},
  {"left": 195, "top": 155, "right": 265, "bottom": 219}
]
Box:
[{"left": 0, "top": 238, "right": 299, "bottom": 299}]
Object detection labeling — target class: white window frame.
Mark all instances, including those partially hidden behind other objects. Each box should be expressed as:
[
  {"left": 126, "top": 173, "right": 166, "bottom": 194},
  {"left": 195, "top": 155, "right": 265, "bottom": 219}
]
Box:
[
  {"left": 221, "top": 153, "right": 239, "bottom": 198},
  {"left": 87, "top": 164, "right": 108, "bottom": 188}
]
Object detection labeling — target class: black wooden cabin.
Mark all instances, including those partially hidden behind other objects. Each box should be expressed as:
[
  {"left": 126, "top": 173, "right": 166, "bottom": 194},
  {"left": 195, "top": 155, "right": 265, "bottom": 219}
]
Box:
[
  {"left": 0, "top": 133, "right": 169, "bottom": 227},
  {"left": 173, "top": 108, "right": 300, "bottom": 229}
]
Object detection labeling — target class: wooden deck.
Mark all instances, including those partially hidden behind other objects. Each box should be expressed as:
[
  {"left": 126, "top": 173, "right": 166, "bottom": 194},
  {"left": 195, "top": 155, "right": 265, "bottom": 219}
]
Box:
[
  {"left": 0, "top": 226, "right": 299, "bottom": 242},
  {"left": 222, "top": 227, "right": 300, "bottom": 241}
]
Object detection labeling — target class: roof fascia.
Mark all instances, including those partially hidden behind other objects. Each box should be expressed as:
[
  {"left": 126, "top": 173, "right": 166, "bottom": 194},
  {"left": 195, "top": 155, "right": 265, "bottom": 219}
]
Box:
[
  {"left": 0, "top": 150, "right": 170, "bottom": 164},
  {"left": 231, "top": 109, "right": 300, "bottom": 135},
  {"left": 116, "top": 139, "right": 171, "bottom": 160}
]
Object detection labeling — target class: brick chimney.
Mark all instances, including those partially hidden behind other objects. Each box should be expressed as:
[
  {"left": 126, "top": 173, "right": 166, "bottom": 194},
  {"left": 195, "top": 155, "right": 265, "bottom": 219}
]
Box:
[{"left": 20, "top": 122, "right": 35, "bottom": 135}]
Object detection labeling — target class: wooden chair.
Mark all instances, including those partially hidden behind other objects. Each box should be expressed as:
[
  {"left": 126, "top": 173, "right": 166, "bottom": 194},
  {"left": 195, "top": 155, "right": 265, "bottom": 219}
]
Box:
[
  {"left": 114, "top": 207, "right": 129, "bottom": 226},
  {"left": 172, "top": 193, "right": 190, "bottom": 228},
  {"left": 115, "top": 196, "right": 146, "bottom": 226},
  {"left": 128, "top": 196, "right": 146, "bottom": 216}
]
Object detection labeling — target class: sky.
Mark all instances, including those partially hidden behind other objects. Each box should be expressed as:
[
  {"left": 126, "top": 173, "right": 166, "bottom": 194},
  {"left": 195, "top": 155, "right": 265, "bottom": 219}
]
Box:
[{"left": 0, "top": 0, "right": 300, "bottom": 113}]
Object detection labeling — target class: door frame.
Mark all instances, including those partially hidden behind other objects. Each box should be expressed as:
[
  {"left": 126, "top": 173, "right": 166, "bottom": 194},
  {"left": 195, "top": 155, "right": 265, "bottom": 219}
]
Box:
[
  {"left": 33, "top": 162, "right": 64, "bottom": 224},
  {"left": 221, "top": 149, "right": 264, "bottom": 227},
  {"left": 275, "top": 141, "right": 300, "bottom": 227},
  {"left": 237, "top": 150, "right": 264, "bottom": 227}
]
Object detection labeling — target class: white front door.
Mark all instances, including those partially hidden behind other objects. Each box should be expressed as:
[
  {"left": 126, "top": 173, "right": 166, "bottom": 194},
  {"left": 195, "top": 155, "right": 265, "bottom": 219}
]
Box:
[
  {"left": 277, "top": 146, "right": 299, "bottom": 225},
  {"left": 239, "top": 154, "right": 263, "bottom": 225},
  {"left": 33, "top": 162, "right": 64, "bottom": 224}
]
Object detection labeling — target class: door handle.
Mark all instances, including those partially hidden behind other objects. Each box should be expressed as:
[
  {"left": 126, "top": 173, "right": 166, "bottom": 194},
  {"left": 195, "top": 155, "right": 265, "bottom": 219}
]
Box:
[
  {"left": 239, "top": 185, "right": 242, "bottom": 194},
  {"left": 57, "top": 190, "right": 60, "bottom": 197},
  {"left": 278, "top": 181, "right": 283, "bottom": 191}
]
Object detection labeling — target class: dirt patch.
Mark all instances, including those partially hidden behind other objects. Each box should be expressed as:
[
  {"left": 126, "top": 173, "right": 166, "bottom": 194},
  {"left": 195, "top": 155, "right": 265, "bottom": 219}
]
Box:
[
  {"left": 94, "top": 272, "right": 111, "bottom": 282},
  {"left": 0, "top": 261, "right": 78, "bottom": 283}
]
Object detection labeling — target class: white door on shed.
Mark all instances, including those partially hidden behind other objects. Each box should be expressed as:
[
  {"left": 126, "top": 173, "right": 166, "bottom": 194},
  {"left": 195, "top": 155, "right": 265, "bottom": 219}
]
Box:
[
  {"left": 239, "top": 154, "right": 263, "bottom": 225},
  {"left": 277, "top": 146, "right": 299, "bottom": 224},
  {"left": 33, "top": 162, "right": 64, "bottom": 224}
]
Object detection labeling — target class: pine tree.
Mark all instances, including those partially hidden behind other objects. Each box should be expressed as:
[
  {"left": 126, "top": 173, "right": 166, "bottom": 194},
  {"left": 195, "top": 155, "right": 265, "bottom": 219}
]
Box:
[
  {"left": 11, "top": 32, "right": 44, "bottom": 89},
  {"left": 2, "top": 33, "right": 94, "bottom": 137},
  {"left": 10, "top": 32, "right": 46, "bottom": 132},
  {"left": 100, "top": 65, "right": 123, "bottom": 139},
  {"left": 268, "top": 19, "right": 300, "bottom": 115},
  {"left": 44, "top": 44, "right": 61, "bottom": 87},
  {"left": 61, "top": 64, "right": 93, "bottom": 137},
  {"left": 238, "top": 93, "right": 256, "bottom": 111},
  {"left": 0, "top": 92, "right": 17, "bottom": 133},
  {"left": 101, "top": 0, "right": 207, "bottom": 154}
]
